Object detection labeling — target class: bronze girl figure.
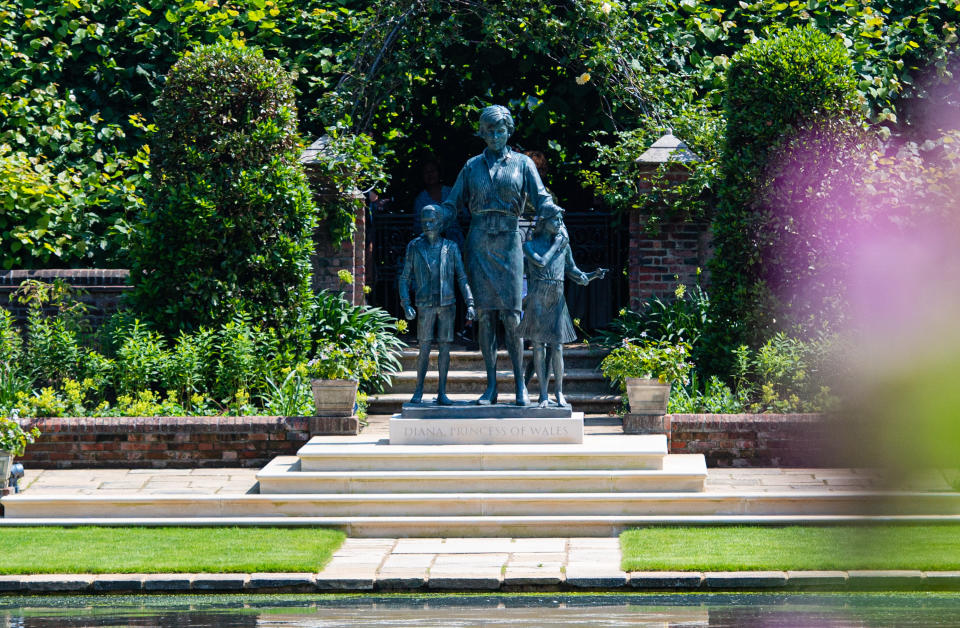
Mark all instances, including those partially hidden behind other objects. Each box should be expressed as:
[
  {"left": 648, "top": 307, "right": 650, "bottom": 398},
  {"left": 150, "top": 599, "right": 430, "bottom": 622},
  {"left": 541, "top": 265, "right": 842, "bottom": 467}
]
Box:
[{"left": 519, "top": 208, "right": 607, "bottom": 408}]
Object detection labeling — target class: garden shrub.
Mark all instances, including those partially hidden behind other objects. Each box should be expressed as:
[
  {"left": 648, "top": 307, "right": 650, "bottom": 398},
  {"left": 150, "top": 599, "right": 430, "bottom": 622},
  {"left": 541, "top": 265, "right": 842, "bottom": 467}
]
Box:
[
  {"left": 127, "top": 41, "right": 317, "bottom": 338},
  {"left": 0, "top": 281, "right": 405, "bottom": 417},
  {"left": 597, "top": 280, "right": 840, "bottom": 414},
  {"left": 595, "top": 277, "right": 714, "bottom": 377},
  {"left": 668, "top": 373, "right": 744, "bottom": 415},
  {"left": 306, "top": 290, "right": 404, "bottom": 393},
  {"left": 731, "top": 333, "right": 840, "bottom": 414},
  {"left": 706, "top": 25, "right": 862, "bottom": 372},
  {"left": 0, "top": 309, "right": 28, "bottom": 409}
]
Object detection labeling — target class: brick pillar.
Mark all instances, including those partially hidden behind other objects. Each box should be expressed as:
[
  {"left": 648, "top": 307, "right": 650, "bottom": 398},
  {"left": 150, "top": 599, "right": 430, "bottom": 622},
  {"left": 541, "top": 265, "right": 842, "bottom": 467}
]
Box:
[
  {"left": 308, "top": 192, "right": 366, "bottom": 305},
  {"left": 627, "top": 165, "right": 713, "bottom": 311}
]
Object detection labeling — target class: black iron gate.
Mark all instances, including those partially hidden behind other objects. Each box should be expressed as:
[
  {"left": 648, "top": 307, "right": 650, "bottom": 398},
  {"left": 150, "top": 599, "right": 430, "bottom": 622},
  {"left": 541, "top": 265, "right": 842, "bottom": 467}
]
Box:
[{"left": 368, "top": 210, "right": 627, "bottom": 334}]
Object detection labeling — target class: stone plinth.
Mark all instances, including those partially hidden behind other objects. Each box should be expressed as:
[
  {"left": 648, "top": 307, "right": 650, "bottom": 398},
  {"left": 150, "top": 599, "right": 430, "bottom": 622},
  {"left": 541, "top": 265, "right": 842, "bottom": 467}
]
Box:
[
  {"left": 400, "top": 402, "right": 572, "bottom": 419},
  {"left": 390, "top": 403, "right": 583, "bottom": 445}
]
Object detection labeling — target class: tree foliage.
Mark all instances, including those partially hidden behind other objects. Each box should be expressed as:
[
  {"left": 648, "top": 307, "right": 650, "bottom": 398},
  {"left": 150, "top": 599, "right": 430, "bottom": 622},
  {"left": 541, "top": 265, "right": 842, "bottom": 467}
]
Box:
[
  {"left": 0, "top": 0, "right": 956, "bottom": 281},
  {"left": 704, "top": 26, "right": 861, "bottom": 370},
  {"left": 127, "top": 42, "right": 316, "bottom": 337}
]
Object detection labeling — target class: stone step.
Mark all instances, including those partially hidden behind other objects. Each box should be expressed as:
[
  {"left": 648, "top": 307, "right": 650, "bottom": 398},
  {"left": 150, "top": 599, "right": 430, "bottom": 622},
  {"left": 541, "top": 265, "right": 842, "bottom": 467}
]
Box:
[
  {"left": 386, "top": 369, "right": 612, "bottom": 394},
  {"left": 369, "top": 393, "right": 621, "bottom": 415},
  {"left": 398, "top": 347, "right": 606, "bottom": 371},
  {"left": 4, "top": 496, "right": 959, "bottom": 530},
  {"left": 296, "top": 435, "right": 667, "bottom": 471},
  {"left": 256, "top": 455, "right": 707, "bottom": 494}
]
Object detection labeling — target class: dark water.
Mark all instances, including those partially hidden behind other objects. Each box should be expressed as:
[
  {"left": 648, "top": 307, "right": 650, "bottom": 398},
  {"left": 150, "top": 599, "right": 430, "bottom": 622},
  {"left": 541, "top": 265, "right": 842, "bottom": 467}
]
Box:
[{"left": 2, "top": 593, "right": 960, "bottom": 627}]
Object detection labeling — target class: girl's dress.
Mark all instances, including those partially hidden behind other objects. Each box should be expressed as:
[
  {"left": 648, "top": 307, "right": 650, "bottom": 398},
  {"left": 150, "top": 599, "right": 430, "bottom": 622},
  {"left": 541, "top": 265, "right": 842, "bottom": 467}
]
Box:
[{"left": 518, "top": 239, "right": 585, "bottom": 344}]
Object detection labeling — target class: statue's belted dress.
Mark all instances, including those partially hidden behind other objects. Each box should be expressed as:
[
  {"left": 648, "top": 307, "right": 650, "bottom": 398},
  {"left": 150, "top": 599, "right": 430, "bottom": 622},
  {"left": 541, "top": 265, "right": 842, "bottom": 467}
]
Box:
[{"left": 439, "top": 149, "right": 561, "bottom": 313}]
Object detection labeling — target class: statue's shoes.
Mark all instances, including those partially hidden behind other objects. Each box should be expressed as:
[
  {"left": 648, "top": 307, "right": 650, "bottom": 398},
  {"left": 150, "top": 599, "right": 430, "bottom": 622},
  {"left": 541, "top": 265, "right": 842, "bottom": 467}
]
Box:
[
  {"left": 477, "top": 389, "right": 498, "bottom": 405},
  {"left": 436, "top": 395, "right": 454, "bottom": 406}
]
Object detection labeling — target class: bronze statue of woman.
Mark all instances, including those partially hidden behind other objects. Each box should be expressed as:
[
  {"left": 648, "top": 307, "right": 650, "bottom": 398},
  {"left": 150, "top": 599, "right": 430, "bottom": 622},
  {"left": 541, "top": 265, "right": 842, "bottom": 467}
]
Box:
[{"left": 438, "top": 105, "right": 563, "bottom": 406}]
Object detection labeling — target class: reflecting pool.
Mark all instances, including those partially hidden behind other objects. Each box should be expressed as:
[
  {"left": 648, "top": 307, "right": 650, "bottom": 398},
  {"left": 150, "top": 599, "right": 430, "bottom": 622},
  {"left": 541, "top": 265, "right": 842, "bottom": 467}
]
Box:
[{"left": 1, "top": 593, "right": 960, "bottom": 627}]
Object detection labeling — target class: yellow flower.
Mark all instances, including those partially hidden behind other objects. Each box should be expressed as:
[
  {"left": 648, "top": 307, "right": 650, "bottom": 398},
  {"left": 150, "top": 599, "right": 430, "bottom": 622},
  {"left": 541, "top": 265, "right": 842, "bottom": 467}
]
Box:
[{"left": 575, "top": 72, "right": 591, "bottom": 85}]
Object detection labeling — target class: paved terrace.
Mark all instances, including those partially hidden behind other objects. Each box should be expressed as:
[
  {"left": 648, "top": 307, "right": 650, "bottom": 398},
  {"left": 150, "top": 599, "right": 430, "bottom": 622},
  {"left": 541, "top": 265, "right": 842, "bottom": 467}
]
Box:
[
  {"left": 2, "top": 414, "right": 955, "bottom": 593},
  {"left": 14, "top": 414, "right": 946, "bottom": 496}
]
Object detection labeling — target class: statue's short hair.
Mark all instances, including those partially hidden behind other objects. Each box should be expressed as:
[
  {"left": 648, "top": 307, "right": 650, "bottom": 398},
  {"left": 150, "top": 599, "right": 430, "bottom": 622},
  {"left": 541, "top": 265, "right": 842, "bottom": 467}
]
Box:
[
  {"left": 533, "top": 205, "right": 564, "bottom": 236},
  {"left": 421, "top": 203, "right": 440, "bottom": 221},
  {"left": 477, "top": 105, "right": 515, "bottom": 136}
]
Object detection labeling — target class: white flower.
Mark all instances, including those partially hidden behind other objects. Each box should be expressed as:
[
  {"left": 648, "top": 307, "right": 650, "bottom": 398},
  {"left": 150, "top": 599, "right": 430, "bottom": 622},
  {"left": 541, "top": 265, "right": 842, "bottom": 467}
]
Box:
[{"left": 601, "top": 2, "right": 612, "bottom": 14}]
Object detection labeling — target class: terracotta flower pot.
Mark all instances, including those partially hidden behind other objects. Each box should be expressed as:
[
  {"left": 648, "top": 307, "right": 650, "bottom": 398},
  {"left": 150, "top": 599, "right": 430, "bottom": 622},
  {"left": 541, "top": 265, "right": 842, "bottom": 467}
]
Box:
[
  {"left": 310, "top": 379, "right": 358, "bottom": 415},
  {"left": 625, "top": 377, "right": 671, "bottom": 415}
]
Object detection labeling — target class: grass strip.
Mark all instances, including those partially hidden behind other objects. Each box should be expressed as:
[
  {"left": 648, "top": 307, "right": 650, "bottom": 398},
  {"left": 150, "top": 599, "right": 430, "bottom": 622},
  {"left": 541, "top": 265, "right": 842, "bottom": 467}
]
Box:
[
  {"left": 0, "top": 527, "right": 345, "bottom": 574},
  {"left": 621, "top": 525, "right": 960, "bottom": 572}
]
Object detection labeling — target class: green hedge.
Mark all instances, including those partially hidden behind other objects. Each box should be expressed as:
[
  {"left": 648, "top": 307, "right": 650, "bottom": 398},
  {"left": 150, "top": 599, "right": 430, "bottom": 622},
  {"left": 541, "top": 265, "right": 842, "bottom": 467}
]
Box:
[
  {"left": 706, "top": 26, "right": 861, "bottom": 370},
  {"left": 127, "top": 42, "right": 316, "bottom": 337}
]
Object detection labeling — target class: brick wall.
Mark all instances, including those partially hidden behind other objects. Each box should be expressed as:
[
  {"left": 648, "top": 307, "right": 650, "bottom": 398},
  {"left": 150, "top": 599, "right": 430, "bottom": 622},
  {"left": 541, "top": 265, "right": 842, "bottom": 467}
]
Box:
[
  {"left": 15, "top": 415, "right": 358, "bottom": 469},
  {"left": 623, "top": 413, "right": 837, "bottom": 467},
  {"left": 310, "top": 194, "right": 366, "bottom": 306},
  {"left": 1, "top": 269, "right": 130, "bottom": 328}
]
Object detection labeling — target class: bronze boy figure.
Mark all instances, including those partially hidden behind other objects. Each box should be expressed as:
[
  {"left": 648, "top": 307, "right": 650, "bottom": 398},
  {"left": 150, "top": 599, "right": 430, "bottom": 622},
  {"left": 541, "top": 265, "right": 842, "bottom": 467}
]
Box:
[
  {"left": 399, "top": 204, "right": 476, "bottom": 405},
  {"left": 519, "top": 207, "right": 607, "bottom": 407}
]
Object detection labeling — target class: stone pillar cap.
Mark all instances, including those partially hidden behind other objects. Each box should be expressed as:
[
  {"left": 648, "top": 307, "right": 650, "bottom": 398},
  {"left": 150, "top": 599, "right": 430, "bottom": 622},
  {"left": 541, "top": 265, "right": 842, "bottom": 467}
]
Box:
[{"left": 635, "top": 132, "right": 701, "bottom": 164}]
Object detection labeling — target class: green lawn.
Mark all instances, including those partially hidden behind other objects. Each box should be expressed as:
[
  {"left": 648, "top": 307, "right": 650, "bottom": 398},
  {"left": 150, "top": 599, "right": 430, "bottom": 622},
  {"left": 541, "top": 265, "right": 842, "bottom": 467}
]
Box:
[
  {"left": 621, "top": 525, "right": 960, "bottom": 572},
  {"left": 0, "top": 527, "right": 345, "bottom": 574}
]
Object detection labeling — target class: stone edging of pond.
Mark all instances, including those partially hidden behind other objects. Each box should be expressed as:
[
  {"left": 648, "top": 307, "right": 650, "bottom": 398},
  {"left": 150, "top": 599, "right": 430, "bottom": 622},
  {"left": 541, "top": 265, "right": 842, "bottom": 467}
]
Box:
[{"left": 1, "top": 570, "right": 959, "bottom": 594}]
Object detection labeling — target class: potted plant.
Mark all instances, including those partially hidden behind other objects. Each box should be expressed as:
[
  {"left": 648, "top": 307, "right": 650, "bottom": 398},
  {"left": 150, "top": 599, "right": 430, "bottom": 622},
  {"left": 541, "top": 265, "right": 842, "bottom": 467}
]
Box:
[
  {"left": 0, "top": 415, "right": 40, "bottom": 489},
  {"left": 600, "top": 340, "right": 693, "bottom": 414},
  {"left": 306, "top": 340, "right": 375, "bottom": 415}
]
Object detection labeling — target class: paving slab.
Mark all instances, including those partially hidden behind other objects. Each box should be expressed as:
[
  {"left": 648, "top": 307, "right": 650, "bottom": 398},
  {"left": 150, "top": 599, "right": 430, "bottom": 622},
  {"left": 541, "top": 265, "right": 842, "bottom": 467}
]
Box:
[
  {"left": 432, "top": 553, "right": 509, "bottom": 568},
  {"left": 785, "top": 570, "right": 848, "bottom": 587},
  {"left": 704, "top": 571, "right": 788, "bottom": 588},
  {"left": 376, "top": 571, "right": 429, "bottom": 590},
  {"left": 21, "top": 574, "right": 95, "bottom": 592},
  {"left": 143, "top": 574, "right": 194, "bottom": 591},
  {"left": 502, "top": 566, "right": 564, "bottom": 586},
  {"left": 91, "top": 574, "right": 145, "bottom": 592},
  {"left": 921, "top": 571, "right": 960, "bottom": 589},
  {"left": 427, "top": 568, "right": 503, "bottom": 590},
  {"left": 192, "top": 573, "right": 248, "bottom": 591},
  {"left": 508, "top": 553, "right": 567, "bottom": 564},
  {"left": 847, "top": 570, "right": 925, "bottom": 588},
  {"left": 392, "top": 538, "right": 448, "bottom": 553},
  {"left": 314, "top": 568, "right": 376, "bottom": 591},
  {"left": 506, "top": 538, "right": 567, "bottom": 553},
  {"left": 247, "top": 573, "right": 316, "bottom": 590},
  {"left": 629, "top": 571, "right": 704, "bottom": 589},
  {"left": 564, "top": 564, "right": 628, "bottom": 588},
  {"left": 0, "top": 576, "right": 23, "bottom": 592},
  {"left": 380, "top": 554, "right": 435, "bottom": 568}
]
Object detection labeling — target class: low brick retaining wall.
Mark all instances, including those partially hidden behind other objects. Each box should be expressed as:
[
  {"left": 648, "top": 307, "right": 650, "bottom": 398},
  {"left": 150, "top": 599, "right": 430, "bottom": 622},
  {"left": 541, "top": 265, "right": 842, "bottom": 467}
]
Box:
[
  {"left": 623, "top": 413, "right": 836, "bottom": 467},
  {"left": 17, "top": 415, "right": 359, "bottom": 469}
]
